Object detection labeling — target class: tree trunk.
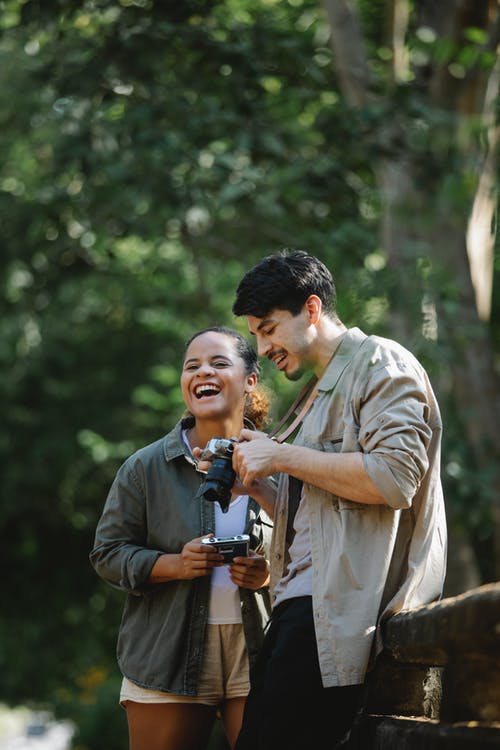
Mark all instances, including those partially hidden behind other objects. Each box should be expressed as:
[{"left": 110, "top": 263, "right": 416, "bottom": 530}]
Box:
[{"left": 322, "top": 0, "right": 500, "bottom": 584}]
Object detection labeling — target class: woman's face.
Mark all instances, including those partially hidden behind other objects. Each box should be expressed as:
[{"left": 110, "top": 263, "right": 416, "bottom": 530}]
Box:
[{"left": 181, "top": 331, "right": 256, "bottom": 422}]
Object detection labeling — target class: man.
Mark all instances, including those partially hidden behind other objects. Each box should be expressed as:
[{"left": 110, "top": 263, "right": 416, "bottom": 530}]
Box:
[{"left": 230, "top": 249, "right": 447, "bottom": 750}]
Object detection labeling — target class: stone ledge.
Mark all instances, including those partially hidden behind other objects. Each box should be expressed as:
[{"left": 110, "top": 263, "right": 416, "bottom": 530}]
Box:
[
  {"left": 366, "top": 582, "right": 500, "bottom": 723},
  {"left": 383, "top": 582, "right": 500, "bottom": 664},
  {"left": 359, "top": 716, "right": 500, "bottom": 750}
]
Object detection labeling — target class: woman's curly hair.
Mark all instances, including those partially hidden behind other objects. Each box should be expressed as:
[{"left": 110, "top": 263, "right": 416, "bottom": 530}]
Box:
[{"left": 244, "top": 383, "right": 271, "bottom": 431}]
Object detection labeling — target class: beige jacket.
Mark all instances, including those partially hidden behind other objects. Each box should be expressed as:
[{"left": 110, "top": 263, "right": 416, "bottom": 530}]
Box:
[{"left": 269, "top": 327, "right": 447, "bottom": 687}]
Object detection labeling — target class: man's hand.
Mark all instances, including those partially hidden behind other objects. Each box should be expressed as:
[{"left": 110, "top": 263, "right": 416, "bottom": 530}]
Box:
[
  {"left": 229, "top": 550, "right": 270, "bottom": 590},
  {"left": 193, "top": 432, "right": 278, "bottom": 517},
  {"left": 232, "top": 429, "right": 280, "bottom": 486}
]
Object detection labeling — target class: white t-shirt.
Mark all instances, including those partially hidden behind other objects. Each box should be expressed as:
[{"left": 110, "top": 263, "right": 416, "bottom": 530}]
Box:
[
  {"left": 182, "top": 430, "right": 248, "bottom": 624},
  {"left": 208, "top": 494, "right": 248, "bottom": 623}
]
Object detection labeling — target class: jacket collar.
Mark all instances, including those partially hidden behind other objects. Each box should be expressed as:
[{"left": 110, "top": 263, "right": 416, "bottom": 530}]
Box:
[
  {"left": 163, "top": 416, "right": 196, "bottom": 463},
  {"left": 317, "top": 327, "right": 368, "bottom": 392}
]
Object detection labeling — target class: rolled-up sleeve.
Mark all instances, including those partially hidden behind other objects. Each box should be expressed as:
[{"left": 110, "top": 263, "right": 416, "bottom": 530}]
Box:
[
  {"left": 359, "top": 364, "right": 432, "bottom": 509},
  {"left": 89, "top": 460, "right": 163, "bottom": 593}
]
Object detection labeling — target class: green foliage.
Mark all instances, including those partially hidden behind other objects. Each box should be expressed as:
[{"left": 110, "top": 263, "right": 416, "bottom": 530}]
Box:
[
  {"left": 56, "top": 673, "right": 128, "bottom": 750},
  {"left": 0, "top": 0, "right": 373, "bottom": 731}
]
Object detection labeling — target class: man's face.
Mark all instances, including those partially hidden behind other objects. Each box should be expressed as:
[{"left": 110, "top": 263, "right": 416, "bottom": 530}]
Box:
[{"left": 247, "top": 307, "right": 313, "bottom": 381}]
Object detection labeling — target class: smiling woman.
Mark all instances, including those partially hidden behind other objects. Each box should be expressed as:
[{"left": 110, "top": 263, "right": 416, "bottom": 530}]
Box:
[
  {"left": 181, "top": 327, "right": 270, "bottom": 433},
  {"left": 89, "top": 326, "right": 274, "bottom": 750}
]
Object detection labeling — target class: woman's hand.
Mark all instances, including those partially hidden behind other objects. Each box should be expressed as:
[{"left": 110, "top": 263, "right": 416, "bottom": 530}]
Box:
[
  {"left": 148, "top": 536, "right": 223, "bottom": 583},
  {"left": 179, "top": 535, "right": 224, "bottom": 579},
  {"left": 229, "top": 550, "right": 270, "bottom": 590}
]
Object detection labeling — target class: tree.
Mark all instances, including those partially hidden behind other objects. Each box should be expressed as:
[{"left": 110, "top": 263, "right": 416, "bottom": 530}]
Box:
[
  {"left": 0, "top": 2, "right": 498, "bottom": 743},
  {"left": 0, "top": 0, "right": 371, "bottom": 732},
  {"left": 322, "top": 0, "right": 500, "bottom": 584}
]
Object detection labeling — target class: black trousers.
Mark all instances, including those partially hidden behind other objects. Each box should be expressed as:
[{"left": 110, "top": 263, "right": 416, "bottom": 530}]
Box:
[{"left": 235, "top": 596, "right": 363, "bottom": 750}]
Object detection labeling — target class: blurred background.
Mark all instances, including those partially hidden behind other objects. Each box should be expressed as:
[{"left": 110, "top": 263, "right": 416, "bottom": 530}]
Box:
[{"left": 0, "top": 1, "right": 498, "bottom": 748}]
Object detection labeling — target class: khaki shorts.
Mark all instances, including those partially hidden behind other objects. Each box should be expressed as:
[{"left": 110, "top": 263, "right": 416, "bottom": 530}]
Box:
[{"left": 120, "top": 623, "right": 250, "bottom": 707}]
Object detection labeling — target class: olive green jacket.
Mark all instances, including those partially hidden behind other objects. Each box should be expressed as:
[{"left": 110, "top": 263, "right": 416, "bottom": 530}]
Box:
[{"left": 90, "top": 417, "right": 272, "bottom": 695}]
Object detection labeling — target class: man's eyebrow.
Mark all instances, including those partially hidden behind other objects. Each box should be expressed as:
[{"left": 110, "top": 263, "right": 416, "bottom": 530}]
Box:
[
  {"left": 249, "top": 318, "right": 273, "bottom": 336},
  {"left": 256, "top": 318, "right": 274, "bottom": 331}
]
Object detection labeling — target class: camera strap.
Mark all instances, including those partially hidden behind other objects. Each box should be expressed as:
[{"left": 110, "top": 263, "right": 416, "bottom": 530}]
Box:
[
  {"left": 268, "top": 375, "right": 319, "bottom": 444},
  {"left": 267, "top": 376, "right": 319, "bottom": 544}
]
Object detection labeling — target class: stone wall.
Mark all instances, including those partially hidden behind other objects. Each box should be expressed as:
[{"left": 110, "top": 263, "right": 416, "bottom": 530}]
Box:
[{"left": 350, "top": 582, "right": 500, "bottom": 749}]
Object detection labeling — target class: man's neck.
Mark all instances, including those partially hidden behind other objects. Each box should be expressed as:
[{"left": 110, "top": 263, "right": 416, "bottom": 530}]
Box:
[{"left": 311, "top": 319, "right": 347, "bottom": 377}]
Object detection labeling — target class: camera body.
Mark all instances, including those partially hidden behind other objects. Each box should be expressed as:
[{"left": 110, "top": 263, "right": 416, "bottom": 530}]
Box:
[
  {"left": 201, "top": 534, "right": 250, "bottom": 563},
  {"left": 198, "top": 437, "right": 237, "bottom": 513}
]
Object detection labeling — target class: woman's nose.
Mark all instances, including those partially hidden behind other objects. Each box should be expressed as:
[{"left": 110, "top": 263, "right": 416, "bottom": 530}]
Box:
[{"left": 197, "top": 361, "right": 216, "bottom": 375}]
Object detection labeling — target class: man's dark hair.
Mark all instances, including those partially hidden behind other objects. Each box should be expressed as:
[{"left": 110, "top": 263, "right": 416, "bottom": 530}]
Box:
[{"left": 232, "top": 249, "right": 337, "bottom": 318}]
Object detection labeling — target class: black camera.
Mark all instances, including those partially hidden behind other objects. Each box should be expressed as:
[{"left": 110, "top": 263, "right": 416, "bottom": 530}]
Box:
[{"left": 198, "top": 437, "right": 236, "bottom": 513}]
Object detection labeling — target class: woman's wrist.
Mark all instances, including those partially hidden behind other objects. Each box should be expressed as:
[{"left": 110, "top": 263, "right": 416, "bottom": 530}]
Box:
[{"left": 148, "top": 553, "right": 181, "bottom": 583}]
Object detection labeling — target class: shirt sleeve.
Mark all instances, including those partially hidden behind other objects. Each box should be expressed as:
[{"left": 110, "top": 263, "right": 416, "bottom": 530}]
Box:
[
  {"left": 89, "top": 459, "right": 163, "bottom": 593},
  {"left": 359, "top": 361, "right": 432, "bottom": 509}
]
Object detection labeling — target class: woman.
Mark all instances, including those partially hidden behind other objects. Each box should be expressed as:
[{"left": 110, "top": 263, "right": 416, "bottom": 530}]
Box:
[{"left": 90, "top": 327, "right": 274, "bottom": 750}]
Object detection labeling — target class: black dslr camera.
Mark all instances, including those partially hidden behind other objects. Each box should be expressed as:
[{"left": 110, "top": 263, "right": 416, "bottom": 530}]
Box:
[{"left": 198, "top": 437, "right": 237, "bottom": 513}]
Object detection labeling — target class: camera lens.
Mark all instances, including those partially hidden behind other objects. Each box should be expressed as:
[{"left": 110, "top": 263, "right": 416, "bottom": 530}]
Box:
[{"left": 200, "top": 456, "right": 235, "bottom": 513}]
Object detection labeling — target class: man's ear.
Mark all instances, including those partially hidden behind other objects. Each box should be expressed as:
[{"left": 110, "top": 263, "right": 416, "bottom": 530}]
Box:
[{"left": 304, "top": 295, "right": 322, "bottom": 325}]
